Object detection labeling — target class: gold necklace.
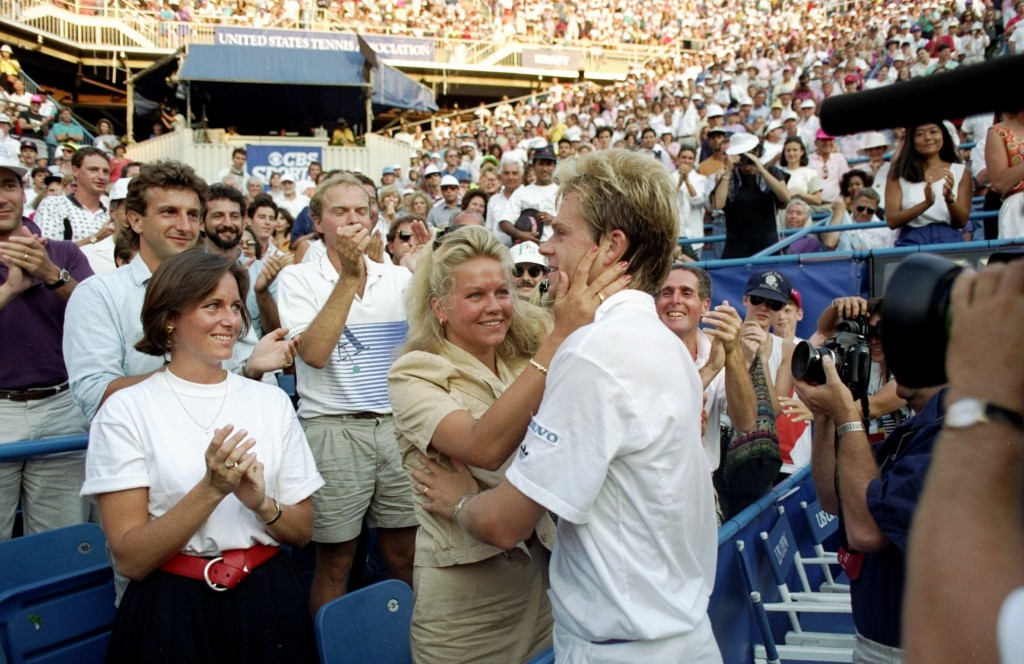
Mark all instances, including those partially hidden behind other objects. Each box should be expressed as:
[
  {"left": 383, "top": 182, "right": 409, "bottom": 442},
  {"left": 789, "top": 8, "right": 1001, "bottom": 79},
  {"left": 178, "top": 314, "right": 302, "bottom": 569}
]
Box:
[{"left": 163, "top": 370, "right": 229, "bottom": 433}]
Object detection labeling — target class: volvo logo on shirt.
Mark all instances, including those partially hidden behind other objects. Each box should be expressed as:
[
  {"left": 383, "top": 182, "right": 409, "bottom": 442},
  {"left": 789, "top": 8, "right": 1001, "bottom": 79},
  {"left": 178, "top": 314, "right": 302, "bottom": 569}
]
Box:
[{"left": 527, "top": 417, "right": 559, "bottom": 445}]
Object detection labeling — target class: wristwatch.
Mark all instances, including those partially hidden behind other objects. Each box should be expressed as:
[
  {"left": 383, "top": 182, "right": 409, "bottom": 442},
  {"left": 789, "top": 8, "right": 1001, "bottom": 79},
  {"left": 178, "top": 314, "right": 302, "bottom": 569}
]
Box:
[
  {"left": 45, "top": 268, "right": 71, "bottom": 290},
  {"left": 945, "top": 397, "right": 1024, "bottom": 431}
]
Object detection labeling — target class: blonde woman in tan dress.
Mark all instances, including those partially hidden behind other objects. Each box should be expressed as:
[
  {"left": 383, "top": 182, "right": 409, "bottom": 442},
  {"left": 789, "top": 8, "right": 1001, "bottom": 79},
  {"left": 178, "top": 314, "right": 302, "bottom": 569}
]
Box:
[{"left": 388, "top": 225, "right": 627, "bottom": 662}]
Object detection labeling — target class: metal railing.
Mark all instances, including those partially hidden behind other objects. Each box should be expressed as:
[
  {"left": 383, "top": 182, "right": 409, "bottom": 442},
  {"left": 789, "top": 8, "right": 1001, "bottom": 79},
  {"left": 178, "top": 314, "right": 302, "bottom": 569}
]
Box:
[{"left": 3, "top": 0, "right": 683, "bottom": 70}]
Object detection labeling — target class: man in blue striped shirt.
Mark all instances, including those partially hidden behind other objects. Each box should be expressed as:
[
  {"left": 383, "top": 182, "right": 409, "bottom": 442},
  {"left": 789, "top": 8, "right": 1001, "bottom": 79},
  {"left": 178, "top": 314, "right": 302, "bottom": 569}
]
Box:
[{"left": 276, "top": 172, "right": 417, "bottom": 615}]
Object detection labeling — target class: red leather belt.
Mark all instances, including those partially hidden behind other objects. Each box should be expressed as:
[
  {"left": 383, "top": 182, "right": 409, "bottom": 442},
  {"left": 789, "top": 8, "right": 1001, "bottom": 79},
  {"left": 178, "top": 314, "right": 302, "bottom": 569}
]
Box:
[{"left": 160, "top": 544, "right": 279, "bottom": 591}]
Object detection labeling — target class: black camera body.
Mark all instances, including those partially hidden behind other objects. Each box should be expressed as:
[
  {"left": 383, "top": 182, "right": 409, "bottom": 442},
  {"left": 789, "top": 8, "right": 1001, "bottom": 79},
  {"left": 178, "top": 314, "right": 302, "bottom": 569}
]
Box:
[{"left": 791, "top": 317, "right": 872, "bottom": 399}]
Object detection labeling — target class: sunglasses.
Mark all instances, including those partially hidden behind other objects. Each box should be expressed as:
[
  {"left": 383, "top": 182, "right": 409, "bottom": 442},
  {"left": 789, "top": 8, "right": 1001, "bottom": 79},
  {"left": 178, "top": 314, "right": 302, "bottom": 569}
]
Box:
[
  {"left": 513, "top": 265, "right": 547, "bottom": 279},
  {"left": 855, "top": 205, "right": 877, "bottom": 215},
  {"left": 243, "top": 240, "right": 257, "bottom": 247},
  {"left": 397, "top": 231, "right": 413, "bottom": 241},
  {"left": 748, "top": 295, "right": 785, "bottom": 311}
]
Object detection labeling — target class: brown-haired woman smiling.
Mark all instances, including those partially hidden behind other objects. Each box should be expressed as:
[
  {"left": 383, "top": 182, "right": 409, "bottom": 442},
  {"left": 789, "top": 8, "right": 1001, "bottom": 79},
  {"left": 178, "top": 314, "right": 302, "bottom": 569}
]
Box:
[{"left": 82, "top": 251, "right": 323, "bottom": 663}]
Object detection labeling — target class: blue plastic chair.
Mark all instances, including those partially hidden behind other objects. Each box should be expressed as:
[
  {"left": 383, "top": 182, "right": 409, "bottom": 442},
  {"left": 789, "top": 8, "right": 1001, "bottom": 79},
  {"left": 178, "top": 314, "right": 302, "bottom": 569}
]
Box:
[
  {"left": 315, "top": 579, "right": 413, "bottom": 664},
  {"left": 525, "top": 647, "right": 555, "bottom": 663},
  {"left": 736, "top": 539, "right": 852, "bottom": 663},
  {"left": 0, "top": 524, "right": 116, "bottom": 664}
]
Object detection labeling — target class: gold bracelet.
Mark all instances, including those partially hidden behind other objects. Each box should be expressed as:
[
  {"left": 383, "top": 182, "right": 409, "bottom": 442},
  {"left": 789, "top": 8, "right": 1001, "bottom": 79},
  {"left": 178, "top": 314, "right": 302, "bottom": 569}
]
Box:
[{"left": 529, "top": 359, "right": 548, "bottom": 375}]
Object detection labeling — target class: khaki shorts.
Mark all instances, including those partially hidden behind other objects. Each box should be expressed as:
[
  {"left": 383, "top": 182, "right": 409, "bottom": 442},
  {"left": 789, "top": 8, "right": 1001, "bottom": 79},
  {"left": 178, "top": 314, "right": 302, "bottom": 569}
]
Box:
[{"left": 302, "top": 414, "right": 417, "bottom": 543}]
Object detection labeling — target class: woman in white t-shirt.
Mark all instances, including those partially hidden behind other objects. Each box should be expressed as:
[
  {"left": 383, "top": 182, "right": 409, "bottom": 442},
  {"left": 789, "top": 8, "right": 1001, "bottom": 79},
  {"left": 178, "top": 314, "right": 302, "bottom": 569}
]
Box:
[
  {"left": 780, "top": 136, "right": 824, "bottom": 226},
  {"left": 885, "top": 120, "right": 972, "bottom": 246},
  {"left": 82, "top": 252, "right": 322, "bottom": 663}
]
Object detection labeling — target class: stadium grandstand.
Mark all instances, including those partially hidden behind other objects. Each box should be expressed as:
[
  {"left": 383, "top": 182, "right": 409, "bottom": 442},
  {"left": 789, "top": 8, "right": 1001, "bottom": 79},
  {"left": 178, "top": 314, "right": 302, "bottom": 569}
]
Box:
[{"left": 1, "top": 0, "right": 1024, "bottom": 661}]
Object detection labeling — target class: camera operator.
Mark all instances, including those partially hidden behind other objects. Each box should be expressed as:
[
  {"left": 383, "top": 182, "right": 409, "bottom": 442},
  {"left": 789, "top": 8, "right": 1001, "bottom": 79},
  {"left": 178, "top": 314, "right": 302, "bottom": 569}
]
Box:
[
  {"left": 903, "top": 260, "right": 1024, "bottom": 664},
  {"left": 795, "top": 310, "right": 947, "bottom": 661}
]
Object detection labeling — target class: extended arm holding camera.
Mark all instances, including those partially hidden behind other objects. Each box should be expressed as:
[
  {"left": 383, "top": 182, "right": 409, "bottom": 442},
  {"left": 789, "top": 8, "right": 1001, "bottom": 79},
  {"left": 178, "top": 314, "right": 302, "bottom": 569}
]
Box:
[
  {"left": 748, "top": 154, "right": 792, "bottom": 205},
  {"left": 711, "top": 164, "right": 734, "bottom": 211}
]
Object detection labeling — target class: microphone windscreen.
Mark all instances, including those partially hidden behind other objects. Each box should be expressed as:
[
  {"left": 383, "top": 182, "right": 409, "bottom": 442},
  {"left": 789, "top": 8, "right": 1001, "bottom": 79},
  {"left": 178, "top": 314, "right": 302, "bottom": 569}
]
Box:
[{"left": 819, "top": 55, "right": 1024, "bottom": 135}]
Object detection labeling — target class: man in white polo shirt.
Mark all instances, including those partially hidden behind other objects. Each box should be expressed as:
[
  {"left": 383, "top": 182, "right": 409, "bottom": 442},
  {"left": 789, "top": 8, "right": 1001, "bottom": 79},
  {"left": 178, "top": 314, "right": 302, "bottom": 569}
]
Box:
[
  {"left": 276, "top": 172, "right": 417, "bottom": 615},
  {"left": 414, "top": 149, "right": 722, "bottom": 663}
]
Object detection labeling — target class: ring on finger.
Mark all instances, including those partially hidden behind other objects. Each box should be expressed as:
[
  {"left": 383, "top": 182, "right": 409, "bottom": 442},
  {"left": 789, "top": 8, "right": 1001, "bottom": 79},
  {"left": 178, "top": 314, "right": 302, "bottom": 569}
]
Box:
[
  {"left": 597, "top": 292, "right": 606, "bottom": 303},
  {"left": 225, "top": 461, "right": 236, "bottom": 469},
  {"left": 22, "top": 253, "right": 28, "bottom": 260}
]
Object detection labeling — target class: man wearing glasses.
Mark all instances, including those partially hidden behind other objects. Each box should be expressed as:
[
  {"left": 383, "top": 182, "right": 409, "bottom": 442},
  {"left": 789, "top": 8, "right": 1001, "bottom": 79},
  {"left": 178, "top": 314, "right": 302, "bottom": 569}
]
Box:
[
  {"left": 740, "top": 269, "right": 795, "bottom": 420},
  {"left": 385, "top": 216, "right": 416, "bottom": 266},
  {"left": 426, "top": 174, "right": 461, "bottom": 231},
  {"left": 508, "top": 241, "right": 548, "bottom": 298},
  {"left": 824, "top": 188, "right": 896, "bottom": 251}
]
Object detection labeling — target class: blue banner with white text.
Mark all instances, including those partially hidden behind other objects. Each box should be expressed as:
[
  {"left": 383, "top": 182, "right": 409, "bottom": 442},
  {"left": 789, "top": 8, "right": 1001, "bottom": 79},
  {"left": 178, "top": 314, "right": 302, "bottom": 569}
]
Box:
[
  {"left": 246, "top": 145, "right": 323, "bottom": 184},
  {"left": 214, "top": 27, "right": 436, "bottom": 61}
]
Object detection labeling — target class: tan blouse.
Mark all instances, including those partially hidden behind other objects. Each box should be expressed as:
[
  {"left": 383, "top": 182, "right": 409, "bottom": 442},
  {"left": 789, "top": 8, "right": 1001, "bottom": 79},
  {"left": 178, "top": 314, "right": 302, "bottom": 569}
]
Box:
[{"left": 388, "top": 342, "right": 556, "bottom": 568}]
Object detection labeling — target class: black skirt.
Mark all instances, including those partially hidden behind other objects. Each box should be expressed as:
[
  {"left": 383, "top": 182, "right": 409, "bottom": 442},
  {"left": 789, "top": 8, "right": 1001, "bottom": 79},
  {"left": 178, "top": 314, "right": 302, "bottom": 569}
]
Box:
[{"left": 106, "top": 551, "right": 317, "bottom": 664}]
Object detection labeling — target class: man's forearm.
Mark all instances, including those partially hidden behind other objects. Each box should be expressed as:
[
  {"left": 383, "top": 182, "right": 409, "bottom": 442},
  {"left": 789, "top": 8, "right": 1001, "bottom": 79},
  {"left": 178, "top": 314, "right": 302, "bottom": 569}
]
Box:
[
  {"left": 255, "top": 289, "right": 281, "bottom": 333},
  {"left": 835, "top": 411, "right": 887, "bottom": 551},
  {"left": 724, "top": 349, "right": 757, "bottom": 432},
  {"left": 904, "top": 422, "right": 1024, "bottom": 664},
  {"left": 811, "top": 417, "right": 839, "bottom": 514},
  {"left": 100, "top": 372, "right": 156, "bottom": 411}
]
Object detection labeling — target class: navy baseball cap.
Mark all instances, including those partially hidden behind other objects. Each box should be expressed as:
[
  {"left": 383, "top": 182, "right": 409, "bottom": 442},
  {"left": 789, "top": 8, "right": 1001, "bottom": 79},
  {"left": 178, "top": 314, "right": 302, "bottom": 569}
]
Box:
[
  {"left": 745, "top": 270, "right": 792, "bottom": 303},
  {"left": 532, "top": 146, "right": 556, "bottom": 163}
]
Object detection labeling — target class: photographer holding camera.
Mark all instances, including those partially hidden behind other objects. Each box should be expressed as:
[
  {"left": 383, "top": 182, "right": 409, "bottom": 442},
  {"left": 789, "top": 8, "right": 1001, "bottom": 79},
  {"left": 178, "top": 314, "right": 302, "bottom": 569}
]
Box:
[
  {"left": 795, "top": 305, "right": 947, "bottom": 661},
  {"left": 711, "top": 133, "right": 791, "bottom": 259}
]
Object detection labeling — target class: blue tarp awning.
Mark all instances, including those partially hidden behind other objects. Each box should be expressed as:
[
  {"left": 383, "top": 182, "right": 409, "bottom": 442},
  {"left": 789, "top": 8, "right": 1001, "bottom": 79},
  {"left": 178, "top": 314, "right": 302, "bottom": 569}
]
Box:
[
  {"left": 181, "top": 45, "right": 365, "bottom": 87},
  {"left": 160, "top": 42, "right": 435, "bottom": 134},
  {"left": 180, "top": 43, "right": 437, "bottom": 113}
]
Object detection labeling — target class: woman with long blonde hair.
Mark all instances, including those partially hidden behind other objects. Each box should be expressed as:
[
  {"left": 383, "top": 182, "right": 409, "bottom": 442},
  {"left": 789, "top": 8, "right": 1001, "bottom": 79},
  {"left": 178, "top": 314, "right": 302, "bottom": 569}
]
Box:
[{"left": 388, "top": 226, "right": 626, "bottom": 662}]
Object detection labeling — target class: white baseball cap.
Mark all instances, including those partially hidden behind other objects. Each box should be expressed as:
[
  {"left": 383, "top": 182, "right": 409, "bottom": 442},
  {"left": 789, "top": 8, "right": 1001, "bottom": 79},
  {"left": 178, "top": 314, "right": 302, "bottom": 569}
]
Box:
[{"left": 509, "top": 241, "right": 547, "bottom": 267}]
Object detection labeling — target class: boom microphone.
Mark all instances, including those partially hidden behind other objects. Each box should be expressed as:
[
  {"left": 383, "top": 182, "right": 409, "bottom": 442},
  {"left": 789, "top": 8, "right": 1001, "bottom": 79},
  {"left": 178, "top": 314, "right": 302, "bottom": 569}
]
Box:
[{"left": 819, "top": 55, "right": 1024, "bottom": 136}]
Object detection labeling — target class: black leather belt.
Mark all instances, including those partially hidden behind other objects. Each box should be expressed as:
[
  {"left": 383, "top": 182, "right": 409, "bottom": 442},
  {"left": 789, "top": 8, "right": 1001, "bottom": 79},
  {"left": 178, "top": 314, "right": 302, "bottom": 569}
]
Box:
[
  {"left": 0, "top": 382, "right": 69, "bottom": 402},
  {"left": 341, "top": 412, "right": 390, "bottom": 420}
]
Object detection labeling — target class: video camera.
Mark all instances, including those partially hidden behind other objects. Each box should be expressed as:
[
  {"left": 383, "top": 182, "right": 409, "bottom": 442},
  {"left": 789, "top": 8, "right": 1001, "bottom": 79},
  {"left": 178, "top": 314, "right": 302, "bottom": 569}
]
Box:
[{"left": 879, "top": 253, "right": 962, "bottom": 389}]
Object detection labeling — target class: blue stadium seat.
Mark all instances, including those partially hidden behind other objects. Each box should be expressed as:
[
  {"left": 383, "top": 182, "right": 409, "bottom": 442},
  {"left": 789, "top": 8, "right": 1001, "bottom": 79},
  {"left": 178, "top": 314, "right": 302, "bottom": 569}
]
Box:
[
  {"left": 315, "top": 579, "right": 412, "bottom": 664},
  {"left": 736, "top": 539, "right": 853, "bottom": 664},
  {"left": 525, "top": 647, "right": 555, "bottom": 663},
  {"left": 0, "top": 524, "right": 116, "bottom": 664},
  {"left": 799, "top": 500, "right": 849, "bottom": 593}
]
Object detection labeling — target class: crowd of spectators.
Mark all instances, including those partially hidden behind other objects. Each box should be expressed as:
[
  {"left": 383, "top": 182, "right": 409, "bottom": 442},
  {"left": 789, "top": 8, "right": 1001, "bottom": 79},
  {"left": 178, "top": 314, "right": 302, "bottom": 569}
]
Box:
[{"left": 53, "top": 0, "right": 1024, "bottom": 53}]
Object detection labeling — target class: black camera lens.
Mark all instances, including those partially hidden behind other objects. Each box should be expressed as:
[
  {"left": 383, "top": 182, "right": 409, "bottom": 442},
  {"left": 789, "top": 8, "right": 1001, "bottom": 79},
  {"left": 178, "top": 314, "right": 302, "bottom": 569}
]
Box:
[
  {"left": 881, "top": 253, "right": 961, "bottom": 388},
  {"left": 792, "top": 341, "right": 831, "bottom": 386}
]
